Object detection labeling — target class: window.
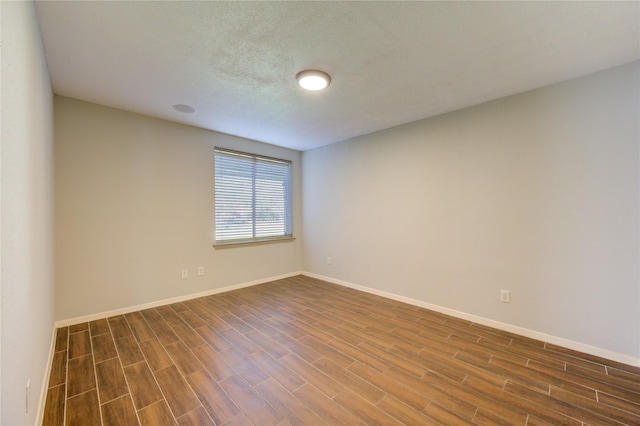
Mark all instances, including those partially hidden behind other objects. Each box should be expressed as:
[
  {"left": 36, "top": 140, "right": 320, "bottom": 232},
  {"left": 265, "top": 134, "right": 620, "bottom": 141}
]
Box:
[{"left": 214, "top": 147, "right": 292, "bottom": 245}]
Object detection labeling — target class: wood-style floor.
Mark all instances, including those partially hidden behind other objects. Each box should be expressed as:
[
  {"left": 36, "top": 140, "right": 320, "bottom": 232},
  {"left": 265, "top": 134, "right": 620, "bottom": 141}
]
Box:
[{"left": 43, "top": 275, "right": 640, "bottom": 425}]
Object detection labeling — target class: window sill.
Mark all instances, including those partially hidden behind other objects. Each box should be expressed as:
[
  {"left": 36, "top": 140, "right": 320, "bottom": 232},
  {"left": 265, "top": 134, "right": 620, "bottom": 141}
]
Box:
[{"left": 213, "top": 236, "right": 296, "bottom": 249}]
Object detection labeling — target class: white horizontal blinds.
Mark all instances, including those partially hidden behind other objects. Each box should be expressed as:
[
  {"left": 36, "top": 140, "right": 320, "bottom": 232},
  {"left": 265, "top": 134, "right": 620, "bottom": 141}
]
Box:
[{"left": 214, "top": 148, "right": 292, "bottom": 243}]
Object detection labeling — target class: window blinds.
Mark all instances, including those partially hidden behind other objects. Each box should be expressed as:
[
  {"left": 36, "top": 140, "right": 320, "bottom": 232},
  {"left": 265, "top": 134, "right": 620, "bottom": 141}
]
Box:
[{"left": 214, "top": 148, "right": 292, "bottom": 244}]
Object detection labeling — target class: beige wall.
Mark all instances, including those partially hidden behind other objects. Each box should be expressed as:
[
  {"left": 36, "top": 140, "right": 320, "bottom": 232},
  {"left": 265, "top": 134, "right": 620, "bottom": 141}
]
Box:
[
  {"left": 54, "top": 97, "right": 302, "bottom": 320},
  {"left": 1, "top": 1, "right": 55, "bottom": 423},
  {"left": 302, "top": 62, "right": 640, "bottom": 362}
]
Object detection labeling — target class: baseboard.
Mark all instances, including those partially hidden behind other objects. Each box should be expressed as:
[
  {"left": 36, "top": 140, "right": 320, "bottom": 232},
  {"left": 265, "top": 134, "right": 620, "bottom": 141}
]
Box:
[
  {"left": 302, "top": 272, "right": 640, "bottom": 367},
  {"left": 55, "top": 271, "right": 303, "bottom": 328},
  {"left": 35, "top": 325, "right": 57, "bottom": 426},
  {"left": 53, "top": 269, "right": 640, "bottom": 368}
]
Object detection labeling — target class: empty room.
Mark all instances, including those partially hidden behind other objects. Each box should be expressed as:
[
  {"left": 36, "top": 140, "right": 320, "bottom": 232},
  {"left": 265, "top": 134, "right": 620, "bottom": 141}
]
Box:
[{"left": 2, "top": 1, "right": 640, "bottom": 425}]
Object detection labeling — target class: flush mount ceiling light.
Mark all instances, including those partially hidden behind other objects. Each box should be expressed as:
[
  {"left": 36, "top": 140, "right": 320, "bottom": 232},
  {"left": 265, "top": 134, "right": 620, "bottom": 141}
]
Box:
[
  {"left": 173, "top": 104, "right": 195, "bottom": 113},
  {"left": 296, "top": 69, "right": 331, "bottom": 91}
]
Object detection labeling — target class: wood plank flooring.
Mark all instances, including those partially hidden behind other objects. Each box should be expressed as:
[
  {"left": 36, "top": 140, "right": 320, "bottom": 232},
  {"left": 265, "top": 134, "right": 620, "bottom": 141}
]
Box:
[{"left": 43, "top": 275, "right": 640, "bottom": 425}]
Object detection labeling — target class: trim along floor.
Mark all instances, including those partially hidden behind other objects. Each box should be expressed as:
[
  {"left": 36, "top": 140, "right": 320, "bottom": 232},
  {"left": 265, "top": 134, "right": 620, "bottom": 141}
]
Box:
[{"left": 43, "top": 275, "right": 640, "bottom": 425}]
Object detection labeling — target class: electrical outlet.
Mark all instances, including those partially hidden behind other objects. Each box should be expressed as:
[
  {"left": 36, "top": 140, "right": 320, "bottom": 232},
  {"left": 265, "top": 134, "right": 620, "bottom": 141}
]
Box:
[
  {"left": 25, "top": 380, "right": 31, "bottom": 413},
  {"left": 181, "top": 270, "right": 188, "bottom": 279},
  {"left": 500, "top": 290, "right": 511, "bottom": 303},
  {"left": 197, "top": 266, "right": 204, "bottom": 276},
  {"left": 327, "top": 256, "right": 332, "bottom": 265}
]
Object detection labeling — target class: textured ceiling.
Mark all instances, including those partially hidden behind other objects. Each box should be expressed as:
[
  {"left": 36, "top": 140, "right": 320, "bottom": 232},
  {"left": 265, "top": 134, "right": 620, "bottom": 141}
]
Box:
[{"left": 36, "top": 1, "right": 639, "bottom": 151}]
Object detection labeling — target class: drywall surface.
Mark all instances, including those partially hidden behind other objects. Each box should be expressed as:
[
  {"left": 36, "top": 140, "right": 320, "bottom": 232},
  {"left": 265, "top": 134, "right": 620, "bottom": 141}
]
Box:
[
  {"left": 1, "top": 1, "right": 55, "bottom": 423},
  {"left": 302, "top": 62, "right": 640, "bottom": 360},
  {"left": 54, "top": 97, "right": 302, "bottom": 320}
]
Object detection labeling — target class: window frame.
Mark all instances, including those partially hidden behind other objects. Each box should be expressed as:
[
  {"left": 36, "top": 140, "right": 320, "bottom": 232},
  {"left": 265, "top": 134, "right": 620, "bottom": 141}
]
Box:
[{"left": 213, "top": 147, "right": 293, "bottom": 247}]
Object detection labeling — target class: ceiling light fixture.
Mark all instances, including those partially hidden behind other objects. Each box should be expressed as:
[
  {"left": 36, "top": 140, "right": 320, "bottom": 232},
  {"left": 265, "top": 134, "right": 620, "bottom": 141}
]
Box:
[
  {"left": 173, "top": 104, "right": 195, "bottom": 113},
  {"left": 296, "top": 69, "right": 331, "bottom": 91}
]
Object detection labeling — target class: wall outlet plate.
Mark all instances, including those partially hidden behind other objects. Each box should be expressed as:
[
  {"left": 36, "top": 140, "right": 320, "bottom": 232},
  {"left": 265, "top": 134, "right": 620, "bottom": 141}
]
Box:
[{"left": 500, "top": 290, "right": 511, "bottom": 303}]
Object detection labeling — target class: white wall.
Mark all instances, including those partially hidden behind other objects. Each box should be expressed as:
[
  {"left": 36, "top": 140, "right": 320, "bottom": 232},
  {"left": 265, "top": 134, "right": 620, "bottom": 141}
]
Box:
[
  {"left": 303, "top": 62, "right": 640, "bottom": 362},
  {"left": 54, "top": 97, "right": 302, "bottom": 321},
  {"left": 1, "top": 1, "right": 55, "bottom": 424}
]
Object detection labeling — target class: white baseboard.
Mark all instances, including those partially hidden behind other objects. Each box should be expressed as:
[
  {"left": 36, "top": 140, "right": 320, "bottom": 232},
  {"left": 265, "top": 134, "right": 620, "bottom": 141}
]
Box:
[
  {"left": 302, "top": 272, "right": 640, "bottom": 367},
  {"left": 54, "top": 271, "right": 303, "bottom": 328},
  {"left": 35, "top": 325, "right": 57, "bottom": 426},
  {"left": 52, "top": 269, "right": 640, "bottom": 368}
]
